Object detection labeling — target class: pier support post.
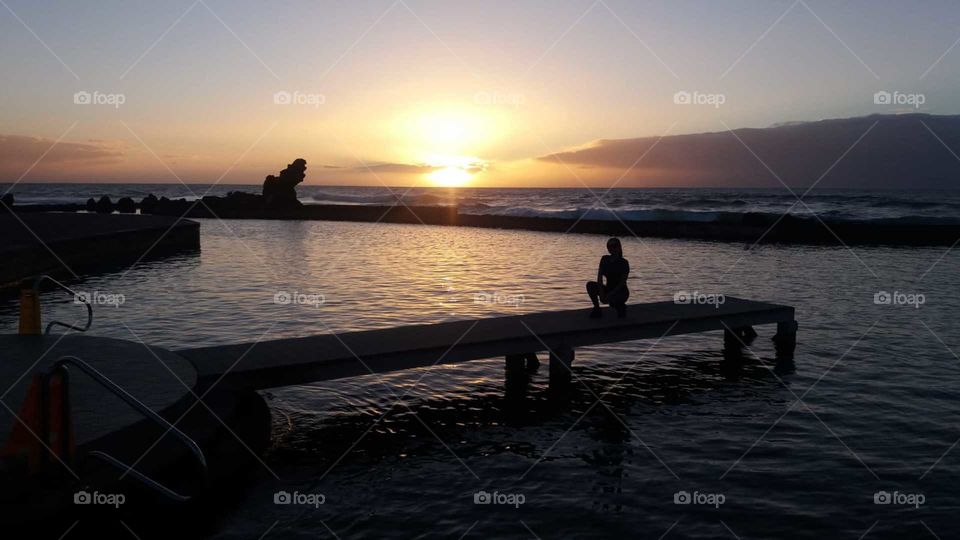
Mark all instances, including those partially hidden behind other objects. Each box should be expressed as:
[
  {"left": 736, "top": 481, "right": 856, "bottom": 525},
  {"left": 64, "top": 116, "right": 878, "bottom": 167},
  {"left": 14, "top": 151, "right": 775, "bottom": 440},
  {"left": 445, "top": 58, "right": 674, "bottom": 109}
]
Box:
[
  {"left": 773, "top": 320, "right": 798, "bottom": 357},
  {"left": 549, "top": 345, "right": 575, "bottom": 389},
  {"left": 524, "top": 353, "right": 541, "bottom": 371},
  {"left": 506, "top": 353, "right": 541, "bottom": 373},
  {"left": 723, "top": 328, "right": 738, "bottom": 349},
  {"left": 724, "top": 326, "right": 758, "bottom": 349},
  {"left": 505, "top": 354, "right": 526, "bottom": 372}
]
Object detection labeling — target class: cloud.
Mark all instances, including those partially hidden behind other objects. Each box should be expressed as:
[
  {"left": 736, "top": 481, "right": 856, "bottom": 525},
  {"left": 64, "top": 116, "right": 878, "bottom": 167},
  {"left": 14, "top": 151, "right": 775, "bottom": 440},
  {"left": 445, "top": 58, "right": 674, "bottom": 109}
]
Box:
[
  {"left": 356, "top": 162, "right": 441, "bottom": 173},
  {"left": 536, "top": 114, "right": 960, "bottom": 188},
  {"left": 0, "top": 134, "right": 124, "bottom": 169}
]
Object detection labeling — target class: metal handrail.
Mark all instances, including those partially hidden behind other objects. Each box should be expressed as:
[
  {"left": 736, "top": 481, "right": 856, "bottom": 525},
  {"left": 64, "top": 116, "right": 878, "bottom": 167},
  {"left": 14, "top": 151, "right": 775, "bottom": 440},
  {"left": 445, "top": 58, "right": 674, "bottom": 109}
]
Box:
[
  {"left": 32, "top": 275, "right": 93, "bottom": 335},
  {"left": 51, "top": 356, "right": 207, "bottom": 502}
]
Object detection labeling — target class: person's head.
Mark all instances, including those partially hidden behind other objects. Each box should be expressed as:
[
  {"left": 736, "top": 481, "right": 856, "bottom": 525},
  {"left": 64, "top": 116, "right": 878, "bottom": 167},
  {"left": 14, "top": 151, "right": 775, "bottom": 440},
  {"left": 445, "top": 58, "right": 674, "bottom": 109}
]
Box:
[{"left": 606, "top": 237, "right": 622, "bottom": 257}]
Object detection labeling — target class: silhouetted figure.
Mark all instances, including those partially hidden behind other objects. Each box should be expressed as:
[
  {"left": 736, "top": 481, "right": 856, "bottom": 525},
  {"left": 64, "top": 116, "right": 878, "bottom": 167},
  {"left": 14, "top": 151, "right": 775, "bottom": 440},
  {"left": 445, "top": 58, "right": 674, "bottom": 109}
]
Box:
[
  {"left": 586, "top": 238, "right": 629, "bottom": 318},
  {"left": 263, "top": 158, "right": 307, "bottom": 209}
]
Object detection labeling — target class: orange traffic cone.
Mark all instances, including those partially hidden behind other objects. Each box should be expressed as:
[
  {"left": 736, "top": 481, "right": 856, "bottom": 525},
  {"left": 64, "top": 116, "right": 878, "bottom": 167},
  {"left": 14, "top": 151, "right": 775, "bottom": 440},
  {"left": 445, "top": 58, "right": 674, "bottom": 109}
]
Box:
[
  {"left": 1, "top": 375, "right": 45, "bottom": 472},
  {"left": 0, "top": 371, "right": 75, "bottom": 474},
  {"left": 45, "top": 370, "right": 74, "bottom": 465},
  {"left": 18, "top": 281, "right": 41, "bottom": 335}
]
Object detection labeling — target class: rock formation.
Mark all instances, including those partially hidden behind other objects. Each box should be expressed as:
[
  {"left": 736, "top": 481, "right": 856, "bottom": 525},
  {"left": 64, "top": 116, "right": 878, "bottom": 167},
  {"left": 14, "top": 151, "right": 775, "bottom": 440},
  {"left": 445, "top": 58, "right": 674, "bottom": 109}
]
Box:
[
  {"left": 116, "top": 197, "right": 136, "bottom": 213},
  {"left": 262, "top": 158, "right": 306, "bottom": 209}
]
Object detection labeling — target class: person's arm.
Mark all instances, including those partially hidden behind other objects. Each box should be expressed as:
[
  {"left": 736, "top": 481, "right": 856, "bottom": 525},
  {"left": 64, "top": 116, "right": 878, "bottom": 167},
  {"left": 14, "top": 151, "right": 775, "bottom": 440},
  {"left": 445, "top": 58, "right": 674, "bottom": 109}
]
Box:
[{"left": 597, "top": 257, "right": 607, "bottom": 301}]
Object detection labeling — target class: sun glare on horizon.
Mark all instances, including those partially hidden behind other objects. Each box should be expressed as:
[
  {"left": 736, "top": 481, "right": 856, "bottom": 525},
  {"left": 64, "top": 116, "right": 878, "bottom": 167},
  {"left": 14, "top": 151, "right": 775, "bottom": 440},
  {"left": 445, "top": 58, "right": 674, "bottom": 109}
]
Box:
[
  {"left": 425, "top": 154, "right": 484, "bottom": 187},
  {"left": 392, "top": 107, "right": 498, "bottom": 187},
  {"left": 427, "top": 166, "right": 472, "bottom": 187}
]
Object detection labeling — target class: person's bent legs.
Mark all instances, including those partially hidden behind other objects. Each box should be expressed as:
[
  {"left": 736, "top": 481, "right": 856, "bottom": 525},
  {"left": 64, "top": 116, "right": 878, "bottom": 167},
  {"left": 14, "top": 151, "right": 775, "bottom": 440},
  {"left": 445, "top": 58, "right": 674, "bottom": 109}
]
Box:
[
  {"left": 613, "top": 302, "right": 627, "bottom": 319},
  {"left": 586, "top": 281, "right": 602, "bottom": 318}
]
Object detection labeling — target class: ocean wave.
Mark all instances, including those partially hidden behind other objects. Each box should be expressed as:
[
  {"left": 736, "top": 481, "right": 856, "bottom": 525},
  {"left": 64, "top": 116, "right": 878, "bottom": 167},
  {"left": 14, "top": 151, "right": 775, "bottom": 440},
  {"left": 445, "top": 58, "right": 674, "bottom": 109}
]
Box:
[
  {"left": 310, "top": 191, "right": 461, "bottom": 206},
  {"left": 460, "top": 205, "right": 734, "bottom": 223},
  {"left": 310, "top": 191, "right": 402, "bottom": 205},
  {"left": 459, "top": 205, "right": 960, "bottom": 227}
]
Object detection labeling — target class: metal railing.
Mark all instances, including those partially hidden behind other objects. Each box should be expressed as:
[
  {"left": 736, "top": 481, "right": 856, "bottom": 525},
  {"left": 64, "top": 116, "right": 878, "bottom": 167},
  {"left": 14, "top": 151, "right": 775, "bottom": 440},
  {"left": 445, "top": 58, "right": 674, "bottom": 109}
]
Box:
[{"left": 51, "top": 356, "right": 207, "bottom": 502}]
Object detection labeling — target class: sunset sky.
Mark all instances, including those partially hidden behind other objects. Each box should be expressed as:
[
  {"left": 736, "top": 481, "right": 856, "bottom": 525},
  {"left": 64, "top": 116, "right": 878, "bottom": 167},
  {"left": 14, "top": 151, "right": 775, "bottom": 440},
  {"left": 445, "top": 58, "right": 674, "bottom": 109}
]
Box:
[{"left": 2, "top": 0, "right": 959, "bottom": 187}]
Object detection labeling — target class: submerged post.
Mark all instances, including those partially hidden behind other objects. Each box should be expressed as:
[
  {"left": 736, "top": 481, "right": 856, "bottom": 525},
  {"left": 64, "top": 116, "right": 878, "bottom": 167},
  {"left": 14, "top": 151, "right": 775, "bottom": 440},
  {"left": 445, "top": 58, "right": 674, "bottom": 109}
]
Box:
[
  {"left": 724, "top": 326, "right": 758, "bottom": 350},
  {"left": 773, "top": 320, "right": 798, "bottom": 357},
  {"left": 505, "top": 354, "right": 526, "bottom": 372},
  {"left": 549, "top": 345, "right": 575, "bottom": 389},
  {"left": 506, "top": 353, "right": 540, "bottom": 373}
]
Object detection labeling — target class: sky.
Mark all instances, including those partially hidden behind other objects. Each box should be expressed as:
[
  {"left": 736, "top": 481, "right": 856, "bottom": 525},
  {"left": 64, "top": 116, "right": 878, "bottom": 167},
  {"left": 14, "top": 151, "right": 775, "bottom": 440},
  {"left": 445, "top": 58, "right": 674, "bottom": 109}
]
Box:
[{"left": 1, "top": 0, "right": 959, "bottom": 187}]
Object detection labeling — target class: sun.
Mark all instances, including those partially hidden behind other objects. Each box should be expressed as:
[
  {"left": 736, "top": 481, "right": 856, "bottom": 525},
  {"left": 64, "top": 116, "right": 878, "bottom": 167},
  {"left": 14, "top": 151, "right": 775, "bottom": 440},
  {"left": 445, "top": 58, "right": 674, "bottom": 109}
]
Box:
[
  {"left": 389, "top": 107, "right": 496, "bottom": 187},
  {"left": 424, "top": 154, "right": 485, "bottom": 187},
  {"left": 428, "top": 166, "right": 473, "bottom": 187}
]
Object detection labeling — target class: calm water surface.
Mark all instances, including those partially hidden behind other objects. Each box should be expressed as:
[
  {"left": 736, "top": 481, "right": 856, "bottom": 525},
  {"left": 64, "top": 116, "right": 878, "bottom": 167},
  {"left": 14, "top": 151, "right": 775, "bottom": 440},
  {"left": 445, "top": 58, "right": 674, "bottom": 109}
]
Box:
[{"left": 2, "top": 219, "right": 958, "bottom": 539}]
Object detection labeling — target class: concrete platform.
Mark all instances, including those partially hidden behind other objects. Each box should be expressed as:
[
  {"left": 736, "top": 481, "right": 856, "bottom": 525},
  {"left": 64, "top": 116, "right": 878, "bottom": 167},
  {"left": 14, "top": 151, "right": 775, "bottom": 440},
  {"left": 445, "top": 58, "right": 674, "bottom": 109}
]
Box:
[
  {"left": 0, "top": 212, "right": 200, "bottom": 288},
  {"left": 0, "top": 335, "right": 197, "bottom": 447},
  {"left": 180, "top": 297, "right": 796, "bottom": 390}
]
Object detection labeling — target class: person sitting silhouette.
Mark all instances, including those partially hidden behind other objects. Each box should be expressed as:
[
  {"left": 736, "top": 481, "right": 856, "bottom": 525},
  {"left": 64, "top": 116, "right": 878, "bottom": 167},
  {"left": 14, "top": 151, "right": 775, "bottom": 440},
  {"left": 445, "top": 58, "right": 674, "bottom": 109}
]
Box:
[{"left": 586, "top": 238, "right": 629, "bottom": 319}]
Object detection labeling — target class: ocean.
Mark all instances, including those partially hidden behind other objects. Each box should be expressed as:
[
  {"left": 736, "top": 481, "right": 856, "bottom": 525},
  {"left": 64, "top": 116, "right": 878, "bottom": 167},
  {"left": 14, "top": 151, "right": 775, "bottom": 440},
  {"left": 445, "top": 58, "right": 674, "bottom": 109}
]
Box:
[
  {"left": 2, "top": 184, "right": 960, "bottom": 538},
  {"left": 6, "top": 183, "right": 960, "bottom": 225}
]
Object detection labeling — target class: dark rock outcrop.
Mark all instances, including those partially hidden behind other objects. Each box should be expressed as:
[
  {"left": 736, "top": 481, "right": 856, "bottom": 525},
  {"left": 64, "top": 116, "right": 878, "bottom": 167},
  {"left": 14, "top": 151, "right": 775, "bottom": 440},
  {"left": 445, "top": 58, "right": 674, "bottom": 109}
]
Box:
[
  {"left": 140, "top": 194, "right": 159, "bottom": 214},
  {"left": 94, "top": 196, "right": 113, "bottom": 214},
  {"left": 116, "top": 197, "right": 136, "bottom": 213},
  {"left": 262, "top": 158, "right": 306, "bottom": 209}
]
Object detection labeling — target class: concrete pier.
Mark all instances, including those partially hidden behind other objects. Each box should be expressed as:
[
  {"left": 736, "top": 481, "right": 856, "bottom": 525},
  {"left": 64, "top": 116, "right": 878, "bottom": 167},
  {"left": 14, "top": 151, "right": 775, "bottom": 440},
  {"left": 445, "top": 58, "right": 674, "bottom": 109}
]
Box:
[{"left": 180, "top": 297, "right": 796, "bottom": 391}]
